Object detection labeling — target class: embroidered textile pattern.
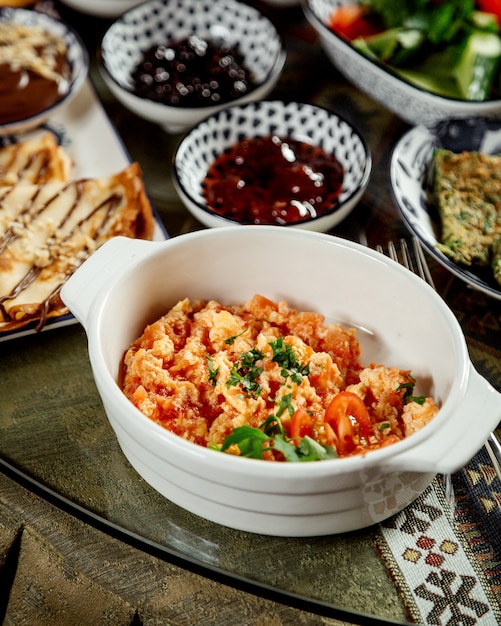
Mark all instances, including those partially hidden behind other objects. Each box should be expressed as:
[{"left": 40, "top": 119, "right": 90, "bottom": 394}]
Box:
[{"left": 376, "top": 449, "right": 501, "bottom": 625}]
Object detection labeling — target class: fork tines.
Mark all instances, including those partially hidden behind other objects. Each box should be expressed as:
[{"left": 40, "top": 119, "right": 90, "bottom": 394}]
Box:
[{"left": 377, "top": 237, "right": 436, "bottom": 291}]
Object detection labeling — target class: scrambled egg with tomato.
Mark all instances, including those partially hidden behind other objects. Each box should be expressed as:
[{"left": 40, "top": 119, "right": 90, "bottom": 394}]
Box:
[{"left": 122, "top": 295, "right": 439, "bottom": 461}]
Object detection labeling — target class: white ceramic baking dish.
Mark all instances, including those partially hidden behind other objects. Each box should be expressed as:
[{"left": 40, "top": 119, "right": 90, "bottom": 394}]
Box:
[{"left": 61, "top": 227, "right": 501, "bottom": 536}]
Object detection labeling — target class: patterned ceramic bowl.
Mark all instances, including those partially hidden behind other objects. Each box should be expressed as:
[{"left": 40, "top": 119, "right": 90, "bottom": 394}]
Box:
[
  {"left": 98, "top": 0, "right": 286, "bottom": 133},
  {"left": 0, "top": 8, "right": 88, "bottom": 137},
  {"left": 390, "top": 117, "right": 501, "bottom": 301},
  {"left": 303, "top": 0, "right": 501, "bottom": 127},
  {"left": 173, "top": 100, "right": 371, "bottom": 232}
]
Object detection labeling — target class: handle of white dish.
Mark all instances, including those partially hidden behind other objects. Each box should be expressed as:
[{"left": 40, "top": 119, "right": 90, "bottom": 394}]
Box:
[
  {"left": 60, "top": 236, "right": 157, "bottom": 330},
  {"left": 386, "top": 364, "right": 501, "bottom": 474}
]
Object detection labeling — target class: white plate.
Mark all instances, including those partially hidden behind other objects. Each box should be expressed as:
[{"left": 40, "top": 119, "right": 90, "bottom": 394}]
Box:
[
  {"left": 58, "top": 0, "right": 144, "bottom": 18},
  {"left": 0, "top": 80, "right": 167, "bottom": 342},
  {"left": 390, "top": 118, "right": 501, "bottom": 301}
]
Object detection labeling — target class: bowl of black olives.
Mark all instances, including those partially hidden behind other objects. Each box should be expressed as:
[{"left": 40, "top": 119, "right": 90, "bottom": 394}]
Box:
[{"left": 98, "top": 0, "right": 286, "bottom": 133}]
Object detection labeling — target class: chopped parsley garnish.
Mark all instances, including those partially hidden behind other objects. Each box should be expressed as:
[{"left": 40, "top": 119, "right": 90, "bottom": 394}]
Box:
[
  {"left": 206, "top": 354, "right": 219, "bottom": 386},
  {"left": 225, "top": 328, "right": 247, "bottom": 345},
  {"left": 272, "top": 434, "right": 337, "bottom": 462},
  {"left": 218, "top": 425, "right": 269, "bottom": 458},
  {"left": 397, "top": 378, "right": 426, "bottom": 405},
  {"left": 226, "top": 348, "right": 264, "bottom": 397},
  {"left": 276, "top": 393, "right": 295, "bottom": 418},
  {"left": 269, "top": 337, "right": 310, "bottom": 383},
  {"left": 213, "top": 396, "right": 338, "bottom": 462},
  {"left": 216, "top": 336, "right": 311, "bottom": 397},
  {"left": 215, "top": 424, "right": 337, "bottom": 462},
  {"left": 261, "top": 414, "right": 286, "bottom": 437}
]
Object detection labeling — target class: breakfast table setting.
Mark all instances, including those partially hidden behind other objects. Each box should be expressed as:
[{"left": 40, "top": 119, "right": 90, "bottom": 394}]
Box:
[{"left": 0, "top": 1, "right": 501, "bottom": 625}]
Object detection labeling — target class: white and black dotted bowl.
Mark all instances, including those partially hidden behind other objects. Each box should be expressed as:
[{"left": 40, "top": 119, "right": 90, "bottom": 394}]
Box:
[
  {"left": 0, "top": 8, "right": 89, "bottom": 137},
  {"left": 98, "top": 0, "right": 286, "bottom": 134},
  {"left": 391, "top": 117, "right": 501, "bottom": 300},
  {"left": 303, "top": 0, "right": 501, "bottom": 127},
  {"left": 173, "top": 100, "right": 371, "bottom": 232}
]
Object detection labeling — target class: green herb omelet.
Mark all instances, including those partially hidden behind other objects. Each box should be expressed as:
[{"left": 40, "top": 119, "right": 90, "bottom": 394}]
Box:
[{"left": 433, "top": 148, "right": 501, "bottom": 285}]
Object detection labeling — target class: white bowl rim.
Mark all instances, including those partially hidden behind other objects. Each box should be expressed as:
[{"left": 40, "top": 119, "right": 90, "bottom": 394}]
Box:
[
  {"left": 172, "top": 100, "right": 372, "bottom": 227},
  {"left": 0, "top": 7, "right": 89, "bottom": 134},
  {"left": 58, "top": 0, "right": 143, "bottom": 18}
]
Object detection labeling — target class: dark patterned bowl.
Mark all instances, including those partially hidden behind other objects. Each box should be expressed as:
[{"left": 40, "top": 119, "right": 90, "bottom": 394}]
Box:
[
  {"left": 98, "top": 0, "right": 286, "bottom": 133},
  {"left": 173, "top": 100, "right": 372, "bottom": 232},
  {"left": 390, "top": 117, "right": 501, "bottom": 300},
  {"left": 0, "top": 8, "right": 88, "bottom": 136}
]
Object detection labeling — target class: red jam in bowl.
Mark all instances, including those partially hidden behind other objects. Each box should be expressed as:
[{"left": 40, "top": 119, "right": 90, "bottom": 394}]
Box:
[
  {"left": 0, "top": 24, "right": 71, "bottom": 125},
  {"left": 202, "top": 135, "right": 344, "bottom": 225},
  {"left": 130, "top": 35, "right": 258, "bottom": 108}
]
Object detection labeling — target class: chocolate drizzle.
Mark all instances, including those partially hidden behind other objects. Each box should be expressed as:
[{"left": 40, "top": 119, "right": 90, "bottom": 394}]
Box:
[
  {"left": 0, "top": 182, "right": 125, "bottom": 329},
  {"left": 0, "top": 149, "right": 153, "bottom": 334},
  {"left": 0, "top": 184, "right": 48, "bottom": 252},
  {"left": 35, "top": 283, "right": 63, "bottom": 333}
]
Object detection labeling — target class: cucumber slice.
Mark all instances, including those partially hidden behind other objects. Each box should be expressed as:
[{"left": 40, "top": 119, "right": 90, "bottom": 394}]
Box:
[
  {"left": 390, "top": 48, "right": 463, "bottom": 99},
  {"left": 469, "top": 10, "right": 499, "bottom": 32},
  {"left": 395, "top": 68, "right": 460, "bottom": 98},
  {"left": 354, "top": 27, "right": 425, "bottom": 64},
  {"left": 353, "top": 29, "right": 401, "bottom": 62},
  {"left": 454, "top": 31, "right": 501, "bottom": 100}
]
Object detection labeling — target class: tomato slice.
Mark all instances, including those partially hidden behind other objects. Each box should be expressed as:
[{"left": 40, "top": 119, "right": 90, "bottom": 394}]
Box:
[
  {"left": 290, "top": 408, "right": 313, "bottom": 440},
  {"left": 477, "top": 0, "right": 501, "bottom": 24},
  {"left": 328, "top": 6, "right": 381, "bottom": 41},
  {"left": 325, "top": 391, "right": 371, "bottom": 454}
]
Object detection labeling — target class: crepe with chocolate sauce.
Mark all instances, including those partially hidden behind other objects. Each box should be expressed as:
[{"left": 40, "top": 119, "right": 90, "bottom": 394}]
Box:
[
  {"left": 0, "top": 132, "right": 72, "bottom": 186},
  {"left": 0, "top": 136, "right": 154, "bottom": 332}
]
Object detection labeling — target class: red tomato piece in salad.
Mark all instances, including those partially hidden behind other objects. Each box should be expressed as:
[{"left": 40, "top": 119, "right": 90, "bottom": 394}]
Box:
[
  {"left": 477, "top": 0, "right": 501, "bottom": 25},
  {"left": 328, "top": 6, "right": 382, "bottom": 40}
]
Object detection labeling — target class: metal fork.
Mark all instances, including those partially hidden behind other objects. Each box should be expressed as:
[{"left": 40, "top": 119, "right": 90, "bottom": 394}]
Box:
[{"left": 376, "top": 237, "right": 501, "bottom": 482}]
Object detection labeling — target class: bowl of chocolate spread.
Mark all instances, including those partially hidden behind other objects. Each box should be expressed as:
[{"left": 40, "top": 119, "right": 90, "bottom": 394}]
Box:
[{"left": 0, "top": 8, "right": 88, "bottom": 136}]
